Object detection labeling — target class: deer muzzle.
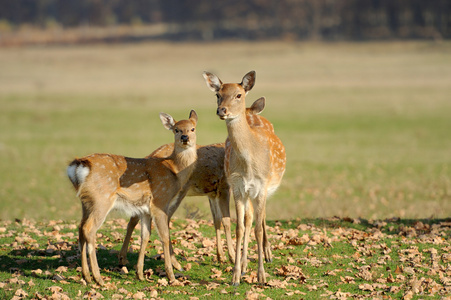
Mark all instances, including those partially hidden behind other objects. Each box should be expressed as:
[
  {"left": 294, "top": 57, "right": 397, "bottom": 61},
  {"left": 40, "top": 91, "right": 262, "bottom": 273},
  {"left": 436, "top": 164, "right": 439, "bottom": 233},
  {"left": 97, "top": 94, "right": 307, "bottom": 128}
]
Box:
[
  {"left": 181, "top": 135, "right": 189, "bottom": 144},
  {"left": 217, "top": 107, "right": 228, "bottom": 119}
]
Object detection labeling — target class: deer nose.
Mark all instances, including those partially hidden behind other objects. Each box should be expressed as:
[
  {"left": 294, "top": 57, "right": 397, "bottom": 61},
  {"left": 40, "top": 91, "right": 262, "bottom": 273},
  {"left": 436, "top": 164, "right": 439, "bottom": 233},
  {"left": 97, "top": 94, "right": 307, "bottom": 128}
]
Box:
[
  {"left": 217, "top": 107, "right": 227, "bottom": 116},
  {"left": 181, "top": 135, "right": 189, "bottom": 143}
]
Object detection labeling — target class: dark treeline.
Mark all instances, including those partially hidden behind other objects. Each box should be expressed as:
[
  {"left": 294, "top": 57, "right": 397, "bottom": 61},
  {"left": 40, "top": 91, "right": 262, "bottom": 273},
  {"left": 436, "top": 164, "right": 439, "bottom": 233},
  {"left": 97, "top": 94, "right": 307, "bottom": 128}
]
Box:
[{"left": 0, "top": 0, "right": 450, "bottom": 41}]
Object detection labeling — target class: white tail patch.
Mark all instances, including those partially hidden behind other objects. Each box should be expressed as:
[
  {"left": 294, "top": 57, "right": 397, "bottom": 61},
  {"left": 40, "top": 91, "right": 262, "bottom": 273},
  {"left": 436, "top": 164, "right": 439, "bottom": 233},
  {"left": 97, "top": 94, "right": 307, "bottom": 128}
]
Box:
[
  {"left": 76, "top": 165, "right": 90, "bottom": 184},
  {"left": 67, "top": 164, "right": 77, "bottom": 185},
  {"left": 67, "top": 163, "right": 90, "bottom": 187}
]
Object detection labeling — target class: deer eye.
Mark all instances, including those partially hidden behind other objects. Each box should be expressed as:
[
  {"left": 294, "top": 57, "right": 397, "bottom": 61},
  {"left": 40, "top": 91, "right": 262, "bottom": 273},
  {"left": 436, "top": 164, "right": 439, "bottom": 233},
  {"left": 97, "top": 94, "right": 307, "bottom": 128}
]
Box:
[
  {"left": 174, "top": 129, "right": 179, "bottom": 133},
  {"left": 236, "top": 94, "right": 242, "bottom": 99},
  {"left": 191, "top": 128, "right": 195, "bottom": 132}
]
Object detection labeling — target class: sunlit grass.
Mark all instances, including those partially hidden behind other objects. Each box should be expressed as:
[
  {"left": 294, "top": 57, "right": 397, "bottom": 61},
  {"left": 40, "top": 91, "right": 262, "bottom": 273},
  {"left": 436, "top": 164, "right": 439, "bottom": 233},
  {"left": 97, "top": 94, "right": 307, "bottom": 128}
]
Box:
[{"left": 0, "top": 41, "right": 450, "bottom": 221}]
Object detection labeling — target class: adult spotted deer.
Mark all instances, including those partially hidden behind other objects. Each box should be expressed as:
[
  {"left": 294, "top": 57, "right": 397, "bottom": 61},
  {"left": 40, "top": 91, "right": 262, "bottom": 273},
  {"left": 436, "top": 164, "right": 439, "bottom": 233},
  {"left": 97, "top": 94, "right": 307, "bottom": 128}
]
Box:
[
  {"left": 118, "top": 98, "right": 273, "bottom": 267},
  {"left": 203, "top": 71, "right": 286, "bottom": 285},
  {"left": 67, "top": 110, "right": 198, "bottom": 285}
]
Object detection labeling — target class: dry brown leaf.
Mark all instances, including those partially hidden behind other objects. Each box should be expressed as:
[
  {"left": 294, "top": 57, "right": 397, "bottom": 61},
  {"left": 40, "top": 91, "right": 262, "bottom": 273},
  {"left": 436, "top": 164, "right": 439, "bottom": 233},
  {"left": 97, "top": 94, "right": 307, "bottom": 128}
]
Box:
[
  {"left": 356, "top": 266, "right": 373, "bottom": 281},
  {"left": 202, "top": 238, "right": 214, "bottom": 248},
  {"left": 31, "top": 269, "right": 43, "bottom": 277},
  {"left": 157, "top": 278, "right": 168, "bottom": 287},
  {"left": 266, "top": 279, "right": 288, "bottom": 288},
  {"left": 83, "top": 289, "right": 105, "bottom": 299},
  {"left": 184, "top": 263, "right": 192, "bottom": 271},
  {"left": 358, "top": 283, "right": 374, "bottom": 291},
  {"left": 55, "top": 266, "right": 68, "bottom": 273},
  {"left": 47, "top": 286, "right": 63, "bottom": 293},
  {"left": 340, "top": 276, "right": 355, "bottom": 284},
  {"left": 14, "top": 289, "right": 28, "bottom": 298},
  {"left": 132, "top": 291, "right": 146, "bottom": 299},
  {"left": 210, "top": 268, "right": 223, "bottom": 279},
  {"left": 149, "top": 289, "right": 158, "bottom": 298},
  {"left": 245, "top": 290, "right": 262, "bottom": 300},
  {"left": 170, "top": 279, "right": 184, "bottom": 286},
  {"left": 403, "top": 290, "right": 414, "bottom": 300},
  {"left": 243, "top": 271, "right": 258, "bottom": 284},
  {"left": 206, "top": 282, "right": 220, "bottom": 290}
]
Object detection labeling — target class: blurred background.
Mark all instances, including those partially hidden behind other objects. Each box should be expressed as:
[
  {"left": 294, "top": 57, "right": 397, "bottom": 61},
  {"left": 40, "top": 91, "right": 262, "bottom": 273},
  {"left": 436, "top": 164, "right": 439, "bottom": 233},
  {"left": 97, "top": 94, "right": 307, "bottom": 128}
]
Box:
[
  {"left": 0, "top": 0, "right": 451, "bottom": 44},
  {"left": 0, "top": 0, "right": 450, "bottom": 221}
]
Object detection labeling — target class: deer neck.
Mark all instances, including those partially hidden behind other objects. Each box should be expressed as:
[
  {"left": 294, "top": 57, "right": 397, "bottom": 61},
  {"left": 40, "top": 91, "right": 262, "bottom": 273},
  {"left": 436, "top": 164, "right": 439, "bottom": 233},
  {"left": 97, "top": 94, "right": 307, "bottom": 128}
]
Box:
[
  {"left": 225, "top": 112, "right": 255, "bottom": 157},
  {"left": 170, "top": 145, "right": 197, "bottom": 180}
]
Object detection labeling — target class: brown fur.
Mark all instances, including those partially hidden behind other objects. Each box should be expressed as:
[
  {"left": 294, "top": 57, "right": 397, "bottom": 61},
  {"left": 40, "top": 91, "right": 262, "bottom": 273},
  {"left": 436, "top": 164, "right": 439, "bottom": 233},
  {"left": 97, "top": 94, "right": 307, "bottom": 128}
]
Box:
[
  {"left": 203, "top": 71, "right": 286, "bottom": 285},
  {"left": 118, "top": 143, "right": 236, "bottom": 266},
  {"left": 67, "top": 111, "right": 198, "bottom": 285},
  {"left": 118, "top": 101, "right": 275, "bottom": 267}
]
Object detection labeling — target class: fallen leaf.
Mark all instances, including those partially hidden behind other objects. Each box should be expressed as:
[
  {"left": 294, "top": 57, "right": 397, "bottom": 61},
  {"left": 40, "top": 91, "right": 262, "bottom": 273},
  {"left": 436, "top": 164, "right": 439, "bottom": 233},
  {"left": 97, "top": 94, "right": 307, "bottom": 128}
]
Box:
[
  {"left": 266, "top": 279, "right": 288, "bottom": 288},
  {"left": 55, "top": 266, "right": 68, "bottom": 273},
  {"left": 149, "top": 289, "right": 158, "bottom": 298},
  {"left": 359, "top": 283, "right": 374, "bottom": 291},
  {"left": 14, "top": 289, "right": 28, "bottom": 298},
  {"left": 47, "top": 286, "right": 63, "bottom": 293},
  {"left": 206, "top": 282, "right": 220, "bottom": 290},
  {"left": 157, "top": 278, "right": 168, "bottom": 287},
  {"left": 132, "top": 291, "right": 146, "bottom": 299},
  {"left": 395, "top": 265, "right": 403, "bottom": 274}
]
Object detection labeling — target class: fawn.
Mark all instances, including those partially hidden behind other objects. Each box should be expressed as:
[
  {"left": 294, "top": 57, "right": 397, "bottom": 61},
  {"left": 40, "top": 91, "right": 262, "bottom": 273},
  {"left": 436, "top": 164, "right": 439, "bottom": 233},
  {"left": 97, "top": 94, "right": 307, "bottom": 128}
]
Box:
[
  {"left": 118, "top": 142, "right": 235, "bottom": 266},
  {"left": 203, "top": 71, "right": 286, "bottom": 285},
  {"left": 67, "top": 110, "right": 198, "bottom": 285}
]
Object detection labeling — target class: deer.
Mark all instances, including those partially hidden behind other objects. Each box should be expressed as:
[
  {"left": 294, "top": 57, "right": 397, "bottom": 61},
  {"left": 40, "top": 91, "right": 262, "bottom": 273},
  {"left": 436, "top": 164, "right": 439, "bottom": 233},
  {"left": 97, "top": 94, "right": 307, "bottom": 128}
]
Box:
[
  {"left": 203, "top": 71, "right": 286, "bottom": 286},
  {"left": 118, "top": 98, "right": 274, "bottom": 267},
  {"left": 67, "top": 110, "right": 198, "bottom": 285},
  {"left": 118, "top": 142, "right": 235, "bottom": 266}
]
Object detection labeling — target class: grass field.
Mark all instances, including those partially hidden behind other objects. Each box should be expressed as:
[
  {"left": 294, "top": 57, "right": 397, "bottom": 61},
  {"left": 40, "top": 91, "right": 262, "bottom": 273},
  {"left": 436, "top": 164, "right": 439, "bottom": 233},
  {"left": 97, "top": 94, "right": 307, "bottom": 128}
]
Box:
[
  {"left": 1, "top": 41, "right": 450, "bottom": 221},
  {"left": 0, "top": 217, "right": 450, "bottom": 299},
  {"left": 1, "top": 41, "right": 451, "bottom": 299}
]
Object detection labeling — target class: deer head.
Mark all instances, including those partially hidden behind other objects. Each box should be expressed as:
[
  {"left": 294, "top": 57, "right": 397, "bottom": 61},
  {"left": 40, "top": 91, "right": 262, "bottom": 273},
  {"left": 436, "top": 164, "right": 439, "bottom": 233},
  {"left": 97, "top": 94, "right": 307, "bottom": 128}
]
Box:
[
  {"left": 160, "top": 110, "right": 198, "bottom": 149},
  {"left": 203, "top": 71, "right": 256, "bottom": 120}
]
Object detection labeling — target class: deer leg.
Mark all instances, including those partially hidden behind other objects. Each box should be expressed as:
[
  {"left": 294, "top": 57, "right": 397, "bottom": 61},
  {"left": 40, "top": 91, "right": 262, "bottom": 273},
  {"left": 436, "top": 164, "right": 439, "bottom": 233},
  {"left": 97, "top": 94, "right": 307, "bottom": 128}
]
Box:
[
  {"left": 168, "top": 231, "right": 183, "bottom": 271},
  {"left": 254, "top": 194, "right": 267, "bottom": 284},
  {"left": 80, "top": 207, "right": 109, "bottom": 286},
  {"left": 78, "top": 216, "right": 91, "bottom": 284},
  {"left": 167, "top": 191, "right": 187, "bottom": 271},
  {"left": 118, "top": 215, "right": 140, "bottom": 266},
  {"left": 135, "top": 214, "right": 151, "bottom": 281},
  {"left": 232, "top": 197, "right": 245, "bottom": 286},
  {"left": 218, "top": 186, "right": 235, "bottom": 264},
  {"left": 209, "top": 196, "right": 226, "bottom": 263},
  {"left": 153, "top": 210, "right": 176, "bottom": 283},
  {"left": 168, "top": 195, "right": 187, "bottom": 272},
  {"left": 263, "top": 215, "right": 272, "bottom": 263},
  {"left": 241, "top": 201, "right": 253, "bottom": 275}
]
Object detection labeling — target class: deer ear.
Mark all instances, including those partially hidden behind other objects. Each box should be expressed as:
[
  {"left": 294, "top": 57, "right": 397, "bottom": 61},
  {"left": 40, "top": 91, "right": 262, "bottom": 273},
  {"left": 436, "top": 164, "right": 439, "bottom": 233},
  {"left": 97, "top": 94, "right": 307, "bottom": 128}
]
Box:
[
  {"left": 159, "top": 112, "right": 175, "bottom": 130},
  {"left": 203, "top": 72, "right": 222, "bottom": 92},
  {"left": 249, "top": 97, "right": 265, "bottom": 115},
  {"left": 241, "top": 70, "right": 256, "bottom": 92},
  {"left": 189, "top": 110, "right": 198, "bottom": 126}
]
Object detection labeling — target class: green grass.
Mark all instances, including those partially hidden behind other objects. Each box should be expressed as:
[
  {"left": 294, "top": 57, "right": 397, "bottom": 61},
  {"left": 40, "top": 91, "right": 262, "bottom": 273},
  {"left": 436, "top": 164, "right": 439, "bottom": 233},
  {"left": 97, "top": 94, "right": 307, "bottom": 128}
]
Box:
[
  {"left": 0, "top": 41, "right": 450, "bottom": 222},
  {"left": 0, "top": 218, "right": 450, "bottom": 299}
]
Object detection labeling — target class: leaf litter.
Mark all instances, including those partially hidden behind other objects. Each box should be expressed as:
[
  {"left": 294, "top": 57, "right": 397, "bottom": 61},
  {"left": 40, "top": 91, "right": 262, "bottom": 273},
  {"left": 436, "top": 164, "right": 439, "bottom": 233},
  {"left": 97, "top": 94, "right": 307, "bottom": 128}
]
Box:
[{"left": 0, "top": 217, "right": 450, "bottom": 299}]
